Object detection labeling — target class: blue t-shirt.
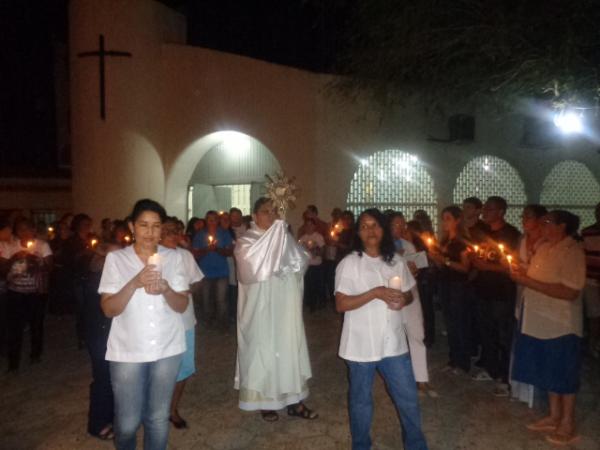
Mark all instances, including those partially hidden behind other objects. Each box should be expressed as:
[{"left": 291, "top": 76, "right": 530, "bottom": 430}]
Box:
[{"left": 192, "top": 228, "right": 234, "bottom": 278}]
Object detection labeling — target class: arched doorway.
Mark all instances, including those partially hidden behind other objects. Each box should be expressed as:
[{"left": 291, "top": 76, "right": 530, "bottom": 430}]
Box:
[
  {"left": 346, "top": 149, "right": 438, "bottom": 226},
  {"left": 165, "top": 131, "right": 280, "bottom": 220}
]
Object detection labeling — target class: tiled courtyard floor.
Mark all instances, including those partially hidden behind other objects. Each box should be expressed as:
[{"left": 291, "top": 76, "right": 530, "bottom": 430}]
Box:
[{"left": 1, "top": 308, "right": 598, "bottom": 449}]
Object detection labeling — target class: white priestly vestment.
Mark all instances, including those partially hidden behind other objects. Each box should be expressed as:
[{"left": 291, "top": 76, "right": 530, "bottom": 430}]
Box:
[{"left": 233, "top": 219, "right": 313, "bottom": 411}]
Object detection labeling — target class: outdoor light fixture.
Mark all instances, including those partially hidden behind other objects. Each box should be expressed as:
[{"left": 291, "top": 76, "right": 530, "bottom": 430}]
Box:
[
  {"left": 222, "top": 131, "right": 251, "bottom": 154},
  {"left": 553, "top": 110, "right": 583, "bottom": 134}
]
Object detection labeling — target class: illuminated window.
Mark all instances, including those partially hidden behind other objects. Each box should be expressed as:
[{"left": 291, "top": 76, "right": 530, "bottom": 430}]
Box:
[
  {"left": 453, "top": 155, "right": 527, "bottom": 228},
  {"left": 540, "top": 160, "right": 600, "bottom": 228},
  {"left": 218, "top": 184, "right": 252, "bottom": 215},
  {"left": 346, "top": 150, "right": 438, "bottom": 226}
]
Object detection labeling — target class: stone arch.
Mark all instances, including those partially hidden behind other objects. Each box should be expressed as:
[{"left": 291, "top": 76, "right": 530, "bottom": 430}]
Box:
[
  {"left": 346, "top": 149, "right": 438, "bottom": 226},
  {"left": 540, "top": 160, "right": 600, "bottom": 228},
  {"left": 453, "top": 155, "right": 527, "bottom": 228}
]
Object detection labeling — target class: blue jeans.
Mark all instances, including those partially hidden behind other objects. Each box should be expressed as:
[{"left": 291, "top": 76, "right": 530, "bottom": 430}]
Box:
[
  {"left": 347, "top": 354, "right": 428, "bottom": 450},
  {"left": 110, "top": 353, "right": 183, "bottom": 450}
]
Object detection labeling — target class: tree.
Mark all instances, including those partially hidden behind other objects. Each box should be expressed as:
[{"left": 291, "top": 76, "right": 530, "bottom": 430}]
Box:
[{"left": 332, "top": 0, "right": 600, "bottom": 111}]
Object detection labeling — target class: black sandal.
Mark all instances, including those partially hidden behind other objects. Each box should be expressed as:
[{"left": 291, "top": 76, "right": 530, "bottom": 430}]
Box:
[
  {"left": 287, "top": 402, "right": 318, "bottom": 420},
  {"left": 261, "top": 410, "right": 279, "bottom": 422}
]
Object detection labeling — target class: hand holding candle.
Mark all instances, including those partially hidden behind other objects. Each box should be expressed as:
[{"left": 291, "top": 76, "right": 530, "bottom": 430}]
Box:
[
  {"left": 147, "top": 253, "right": 162, "bottom": 293},
  {"left": 387, "top": 276, "right": 404, "bottom": 310}
]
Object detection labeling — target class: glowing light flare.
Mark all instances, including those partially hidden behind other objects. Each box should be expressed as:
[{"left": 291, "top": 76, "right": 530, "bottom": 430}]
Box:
[
  {"left": 553, "top": 111, "right": 583, "bottom": 134},
  {"left": 222, "top": 131, "right": 251, "bottom": 155}
]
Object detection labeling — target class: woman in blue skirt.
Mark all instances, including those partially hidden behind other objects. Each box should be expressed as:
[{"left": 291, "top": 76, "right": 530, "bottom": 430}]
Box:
[{"left": 510, "top": 210, "right": 585, "bottom": 446}]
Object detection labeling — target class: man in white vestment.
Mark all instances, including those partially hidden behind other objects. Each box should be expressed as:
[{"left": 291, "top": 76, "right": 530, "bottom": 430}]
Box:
[{"left": 234, "top": 197, "right": 318, "bottom": 422}]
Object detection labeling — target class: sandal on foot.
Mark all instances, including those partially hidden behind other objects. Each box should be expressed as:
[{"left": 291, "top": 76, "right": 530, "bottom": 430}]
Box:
[
  {"left": 287, "top": 403, "right": 318, "bottom": 420},
  {"left": 526, "top": 418, "right": 559, "bottom": 432},
  {"left": 261, "top": 410, "right": 279, "bottom": 422},
  {"left": 92, "top": 426, "right": 114, "bottom": 441},
  {"left": 545, "top": 431, "right": 580, "bottom": 446}
]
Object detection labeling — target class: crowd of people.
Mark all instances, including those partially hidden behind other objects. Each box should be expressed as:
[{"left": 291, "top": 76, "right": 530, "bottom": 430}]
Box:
[{"left": 0, "top": 193, "right": 598, "bottom": 449}]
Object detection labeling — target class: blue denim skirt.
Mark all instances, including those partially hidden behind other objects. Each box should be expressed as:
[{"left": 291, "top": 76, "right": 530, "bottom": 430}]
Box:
[{"left": 511, "top": 330, "right": 581, "bottom": 394}]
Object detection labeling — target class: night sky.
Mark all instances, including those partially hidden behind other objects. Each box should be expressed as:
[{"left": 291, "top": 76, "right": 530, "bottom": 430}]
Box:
[{"left": 0, "top": 0, "right": 348, "bottom": 176}]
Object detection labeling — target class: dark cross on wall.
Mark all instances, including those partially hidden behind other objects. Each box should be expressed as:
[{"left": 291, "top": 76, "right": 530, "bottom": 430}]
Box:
[{"left": 77, "top": 34, "right": 132, "bottom": 121}]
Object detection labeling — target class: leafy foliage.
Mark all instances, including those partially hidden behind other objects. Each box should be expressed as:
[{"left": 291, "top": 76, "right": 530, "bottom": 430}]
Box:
[{"left": 332, "top": 0, "right": 600, "bottom": 109}]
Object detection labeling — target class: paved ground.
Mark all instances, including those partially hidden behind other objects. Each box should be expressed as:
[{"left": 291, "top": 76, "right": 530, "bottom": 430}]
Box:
[{"left": 1, "top": 308, "right": 599, "bottom": 450}]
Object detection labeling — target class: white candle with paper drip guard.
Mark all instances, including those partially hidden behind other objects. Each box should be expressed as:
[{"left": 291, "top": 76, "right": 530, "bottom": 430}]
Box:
[
  {"left": 387, "top": 276, "right": 404, "bottom": 310},
  {"left": 148, "top": 252, "right": 162, "bottom": 292}
]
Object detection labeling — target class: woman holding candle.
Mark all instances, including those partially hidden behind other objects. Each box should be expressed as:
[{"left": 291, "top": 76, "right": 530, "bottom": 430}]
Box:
[
  {"left": 192, "top": 211, "right": 234, "bottom": 330},
  {"left": 510, "top": 210, "right": 585, "bottom": 445},
  {"left": 388, "top": 211, "right": 434, "bottom": 397},
  {"left": 336, "top": 209, "right": 428, "bottom": 450},
  {"left": 83, "top": 227, "right": 127, "bottom": 440},
  {"left": 4, "top": 217, "right": 53, "bottom": 372},
  {"left": 299, "top": 218, "right": 326, "bottom": 312},
  {"left": 99, "top": 199, "right": 189, "bottom": 450},
  {"left": 428, "top": 206, "right": 472, "bottom": 374}
]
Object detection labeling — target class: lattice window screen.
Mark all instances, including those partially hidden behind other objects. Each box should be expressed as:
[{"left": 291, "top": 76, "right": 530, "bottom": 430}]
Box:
[
  {"left": 346, "top": 150, "right": 438, "bottom": 227},
  {"left": 540, "top": 161, "right": 600, "bottom": 228},
  {"left": 453, "top": 155, "right": 527, "bottom": 228}
]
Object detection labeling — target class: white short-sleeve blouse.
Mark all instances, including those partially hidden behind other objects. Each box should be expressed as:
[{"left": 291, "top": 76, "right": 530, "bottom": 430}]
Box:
[
  {"left": 335, "top": 252, "right": 416, "bottom": 362},
  {"left": 175, "top": 247, "right": 204, "bottom": 330},
  {"left": 99, "top": 245, "right": 189, "bottom": 362}
]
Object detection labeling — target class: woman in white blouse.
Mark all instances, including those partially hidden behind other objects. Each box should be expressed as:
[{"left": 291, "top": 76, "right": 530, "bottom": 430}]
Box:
[
  {"left": 335, "top": 209, "right": 428, "bottom": 450},
  {"left": 99, "top": 199, "right": 189, "bottom": 450}
]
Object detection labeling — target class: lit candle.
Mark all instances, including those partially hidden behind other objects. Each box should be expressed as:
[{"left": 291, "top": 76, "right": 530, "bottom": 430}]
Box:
[
  {"left": 48, "top": 226, "right": 54, "bottom": 233},
  {"left": 124, "top": 235, "right": 131, "bottom": 243},
  {"left": 506, "top": 254, "right": 513, "bottom": 271},
  {"left": 498, "top": 243, "right": 505, "bottom": 254},
  {"left": 218, "top": 211, "right": 224, "bottom": 215},
  {"left": 426, "top": 237, "right": 434, "bottom": 247},
  {"left": 26, "top": 240, "right": 34, "bottom": 250},
  {"left": 148, "top": 253, "right": 161, "bottom": 271},
  {"left": 388, "top": 276, "right": 403, "bottom": 310},
  {"left": 307, "top": 240, "right": 313, "bottom": 248},
  {"left": 91, "top": 238, "right": 98, "bottom": 248},
  {"left": 388, "top": 276, "right": 403, "bottom": 290},
  {"left": 330, "top": 231, "right": 335, "bottom": 238},
  {"left": 473, "top": 245, "right": 479, "bottom": 253},
  {"left": 208, "top": 235, "right": 214, "bottom": 245}
]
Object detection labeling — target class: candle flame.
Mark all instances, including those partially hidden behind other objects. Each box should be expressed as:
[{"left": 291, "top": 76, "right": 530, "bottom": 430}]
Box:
[
  {"left": 48, "top": 226, "right": 54, "bottom": 233},
  {"left": 26, "top": 241, "right": 34, "bottom": 249},
  {"left": 473, "top": 245, "right": 479, "bottom": 252},
  {"left": 498, "top": 243, "right": 505, "bottom": 252},
  {"left": 427, "top": 237, "right": 433, "bottom": 246},
  {"left": 124, "top": 236, "right": 131, "bottom": 243},
  {"left": 91, "top": 239, "right": 98, "bottom": 247}
]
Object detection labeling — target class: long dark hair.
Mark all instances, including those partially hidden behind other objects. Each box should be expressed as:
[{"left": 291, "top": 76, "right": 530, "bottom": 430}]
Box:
[{"left": 352, "top": 208, "right": 396, "bottom": 264}]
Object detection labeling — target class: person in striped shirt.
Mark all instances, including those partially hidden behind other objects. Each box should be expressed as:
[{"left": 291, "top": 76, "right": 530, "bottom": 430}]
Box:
[{"left": 581, "top": 202, "right": 600, "bottom": 358}]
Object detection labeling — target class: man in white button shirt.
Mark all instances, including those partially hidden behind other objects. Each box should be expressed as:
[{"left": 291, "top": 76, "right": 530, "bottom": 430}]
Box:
[{"left": 335, "top": 209, "right": 428, "bottom": 450}]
